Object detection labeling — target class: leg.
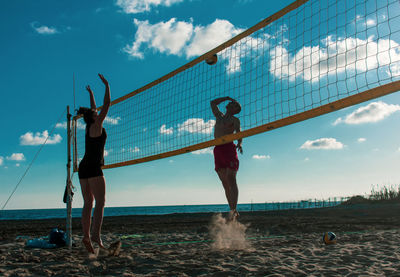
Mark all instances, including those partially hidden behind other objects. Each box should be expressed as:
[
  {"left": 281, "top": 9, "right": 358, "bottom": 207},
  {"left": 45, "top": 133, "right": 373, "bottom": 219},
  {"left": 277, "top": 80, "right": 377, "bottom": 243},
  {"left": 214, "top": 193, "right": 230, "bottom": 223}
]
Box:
[
  {"left": 226, "top": 169, "right": 239, "bottom": 213},
  {"left": 217, "top": 168, "right": 234, "bottom": 210},
  {"left": 80, "top": 178, "right": 95, "bottom": 253},
  {"left": 89, "top": 176, "right": 106, "bottom": 248}
]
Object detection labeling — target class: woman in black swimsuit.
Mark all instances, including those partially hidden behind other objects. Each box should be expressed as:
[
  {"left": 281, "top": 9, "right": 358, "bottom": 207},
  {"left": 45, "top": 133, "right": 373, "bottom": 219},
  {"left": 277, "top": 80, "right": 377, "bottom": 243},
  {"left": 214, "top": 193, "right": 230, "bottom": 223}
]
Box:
[{"left": 77, "top": 73, "right": 110, "bottom": 254}]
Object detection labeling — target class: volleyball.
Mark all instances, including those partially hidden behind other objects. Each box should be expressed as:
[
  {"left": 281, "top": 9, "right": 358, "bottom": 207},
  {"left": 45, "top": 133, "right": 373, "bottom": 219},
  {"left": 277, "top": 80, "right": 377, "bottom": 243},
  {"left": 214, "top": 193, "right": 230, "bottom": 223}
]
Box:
[
  {"left": 205, "top": 54, "right": 218, "bottom": 65},
  {"left": 322, "top": 232, "right": 337, "bottom": 245}
]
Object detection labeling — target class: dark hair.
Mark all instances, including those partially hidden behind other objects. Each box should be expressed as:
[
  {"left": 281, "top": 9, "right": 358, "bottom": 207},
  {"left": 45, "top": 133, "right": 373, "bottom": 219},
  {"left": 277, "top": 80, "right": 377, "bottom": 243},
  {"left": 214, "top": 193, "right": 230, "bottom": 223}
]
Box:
[
  {"left": 231, "top": 101, "right": 241, "bottom": 114},
  {"left": 77, "top": 107, "right": 96, "bottom": 124}
]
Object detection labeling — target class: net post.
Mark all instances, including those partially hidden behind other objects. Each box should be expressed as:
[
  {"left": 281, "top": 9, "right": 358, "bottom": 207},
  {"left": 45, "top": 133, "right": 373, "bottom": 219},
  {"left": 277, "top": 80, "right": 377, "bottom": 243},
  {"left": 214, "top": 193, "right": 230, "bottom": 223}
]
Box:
[{"left": 66, "top": 106, "right": 73, "bottom": 249}]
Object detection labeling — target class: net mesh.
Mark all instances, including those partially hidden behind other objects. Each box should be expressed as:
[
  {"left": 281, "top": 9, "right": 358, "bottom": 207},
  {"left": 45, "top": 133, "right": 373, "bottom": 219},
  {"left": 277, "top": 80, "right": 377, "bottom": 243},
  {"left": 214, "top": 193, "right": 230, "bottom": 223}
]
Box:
[{"left": 73, "top": 0, "right": 400, "bottom": 170}]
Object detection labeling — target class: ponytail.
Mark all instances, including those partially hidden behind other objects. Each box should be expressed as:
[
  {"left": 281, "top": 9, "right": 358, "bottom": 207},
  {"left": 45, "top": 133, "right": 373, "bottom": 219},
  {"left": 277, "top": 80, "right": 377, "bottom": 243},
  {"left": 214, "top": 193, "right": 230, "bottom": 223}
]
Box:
[{"left": 77, "top": 107, "right": 95, "bottom": 124}]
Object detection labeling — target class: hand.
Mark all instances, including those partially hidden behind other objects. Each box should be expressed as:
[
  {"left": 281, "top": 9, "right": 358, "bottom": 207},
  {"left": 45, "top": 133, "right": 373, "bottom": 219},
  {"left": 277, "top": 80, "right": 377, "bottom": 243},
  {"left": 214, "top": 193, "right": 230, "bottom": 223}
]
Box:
[
  {"left": 98, "top": 73, "right": 109, "bottom": 86},
  {"left": 86, "top": 85, "right": 93, "bottom": 94},
  {"left": 226, "top": 96, "right": 235, "bottom": 101},
  {"left": 236, "top": 144, "right": 243, "bottom": 154}
]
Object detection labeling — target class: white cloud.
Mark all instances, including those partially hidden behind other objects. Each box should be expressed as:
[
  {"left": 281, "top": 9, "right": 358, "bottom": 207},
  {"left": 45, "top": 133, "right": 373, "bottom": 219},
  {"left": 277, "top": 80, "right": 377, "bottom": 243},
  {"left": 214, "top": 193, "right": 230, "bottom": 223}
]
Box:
[
  {"left": 122, "top": 146, "right": 140, "bottom": 153},
  {"left": 365, "top": 19, "right": 376, "bottom": 27},
  {"left": 0, "top": 156, "right": 3, "bottom": 166},
  {"left": 56, "top": 121, "right": 85, "bottom": 130},
  {"left": 124, "top": 18, "right": 244, "bottom": 62},
  {"left": 333, "top": 101, "right": 400, "bottom": 125},
  {"left": 300, "top": 138, "right": 344, "bottom": 150},
  {"left": 159, "top": 124, "right": 173, "bottom": 134},
  {"left": 55, "top": 122, "right": 67, "bottom": 129},
  {"left": 192, "top": 148, "right": 213, "bottom": 155},
  {"left": 76, "top": 121, "right": 86, "bottom": 129},
  {"left": 270, "top": 36, "right": 400, "bottom": 82},
  {"left": 57, "top": 116, "right": 121, "bottom": 127},
  {"left": 358, "top": 138, "right": 366, "bottom": 143},
  {"left": 252, "top": 154, "right": 271, "bottom": 160},
  {"left": 6, "top": 153, "right": 25, "bottom": 161},
  {"left": 20, "top": 131, "right": 62, "bottom": 146},
  {"left": 104, "top": 149, "right": 113, "bottom": 157},
  {"left": 125, "top": 17, "right": 400, "bottom": 79},
  {"left": 186, "top": 19, "right": 256, "bottom": 74},
  {"left": 185, "top": 19, "right": 243, "bottom": 58},
  {"left": 178, "top": 118, "right": 215, "bottom": 134},
  {"left": 116, "top": 0, "right": 184, "bottom": 14},
  {"left": 356, "top": 15, "right": 376, "bottom": 27},
  {"left": 124, "top": 18, "right": 193, "bottom": 58},
  {"left": 124, "top": 18, "right": 271, "bottom": 75},
  {"left": 223, "top": 35, "right": 266, "bottom": 74},
  {"left": 104, "top": 116, "right": 121, "bottom": 125},
  {"left": 31, "top": 22, "right": 58, "bottom": 35}
]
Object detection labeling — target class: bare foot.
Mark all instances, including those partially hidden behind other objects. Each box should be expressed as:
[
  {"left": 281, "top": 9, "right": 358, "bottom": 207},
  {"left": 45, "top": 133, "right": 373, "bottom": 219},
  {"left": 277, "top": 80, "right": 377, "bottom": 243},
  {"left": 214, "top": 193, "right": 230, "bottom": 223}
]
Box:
[
  {"left": 82, "top": 238, "right": 95, "bottom": 254},
  {"left": 228, "top": 210, "right": 239, "bottom": 222},
  {"left": 92, "top": 239, "right": 106, "bottom": 249},
  {"left": 92, "top": 236, "right": 106, "bottom": 249}
]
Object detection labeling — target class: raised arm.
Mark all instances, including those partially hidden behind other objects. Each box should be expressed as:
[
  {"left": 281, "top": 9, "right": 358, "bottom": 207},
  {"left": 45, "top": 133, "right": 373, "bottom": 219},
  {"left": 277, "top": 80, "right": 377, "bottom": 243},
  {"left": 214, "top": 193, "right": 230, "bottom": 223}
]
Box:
[
  {"left": 210, "top": 96, "right": 234, "bottom": 118},
  {"left": 95, "top": 73, "right": 111, "bottom": 125},
  {"left": 86, "top": 85, "right": 96, "bottom": 110}
]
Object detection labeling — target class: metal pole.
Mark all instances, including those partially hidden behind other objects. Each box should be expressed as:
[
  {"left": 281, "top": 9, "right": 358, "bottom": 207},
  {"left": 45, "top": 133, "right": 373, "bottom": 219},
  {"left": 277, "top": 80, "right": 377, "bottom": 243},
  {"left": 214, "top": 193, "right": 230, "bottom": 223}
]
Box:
[
  {"left": 72, "top": 120, "right": 78, "bottom": 172},
  {"left": 66, "top": 106, "right": 73, "bottom": 248}
]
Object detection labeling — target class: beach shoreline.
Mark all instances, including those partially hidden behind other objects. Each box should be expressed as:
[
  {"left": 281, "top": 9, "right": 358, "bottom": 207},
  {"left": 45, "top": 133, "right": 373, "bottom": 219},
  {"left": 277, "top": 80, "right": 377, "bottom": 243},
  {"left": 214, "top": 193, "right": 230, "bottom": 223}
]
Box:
[
  {"left": 1, "top": 203, "right": 399, "bottom": 240},
  {"left": 1, "top": 203, "right": 400, "bottom": 276}
]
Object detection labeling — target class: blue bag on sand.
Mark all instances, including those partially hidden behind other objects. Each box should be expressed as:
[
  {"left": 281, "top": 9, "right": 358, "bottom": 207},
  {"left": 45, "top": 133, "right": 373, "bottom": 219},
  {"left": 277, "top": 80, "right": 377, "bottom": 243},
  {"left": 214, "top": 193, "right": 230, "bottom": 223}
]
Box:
[
  {"left": 26, "top": 238, "right": 57, "bottom": 249},
  {"left": 49, "top": 228, "right": 66, "bottom": 247}
]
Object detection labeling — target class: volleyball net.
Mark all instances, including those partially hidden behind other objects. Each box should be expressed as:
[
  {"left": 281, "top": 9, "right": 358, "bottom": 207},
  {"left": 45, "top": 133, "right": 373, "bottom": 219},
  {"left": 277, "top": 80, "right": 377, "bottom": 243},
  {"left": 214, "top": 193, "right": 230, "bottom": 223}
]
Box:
[{"left": 73, "top": 0, "right": 400, "bottom": 170}]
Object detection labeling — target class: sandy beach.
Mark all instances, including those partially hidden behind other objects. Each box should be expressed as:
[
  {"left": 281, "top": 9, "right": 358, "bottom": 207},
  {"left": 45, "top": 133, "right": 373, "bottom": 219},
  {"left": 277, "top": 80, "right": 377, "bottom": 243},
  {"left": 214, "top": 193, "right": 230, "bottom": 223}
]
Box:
[{"left": 1, "top": 203, "right": 400, "bottom": 276}]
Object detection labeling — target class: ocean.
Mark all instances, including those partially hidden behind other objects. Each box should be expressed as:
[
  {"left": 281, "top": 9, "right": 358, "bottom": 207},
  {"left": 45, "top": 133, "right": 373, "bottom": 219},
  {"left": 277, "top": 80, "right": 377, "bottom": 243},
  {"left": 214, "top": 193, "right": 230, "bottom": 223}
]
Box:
[{"left": 0, "top": 200, "right": 344, "bottom": 220}]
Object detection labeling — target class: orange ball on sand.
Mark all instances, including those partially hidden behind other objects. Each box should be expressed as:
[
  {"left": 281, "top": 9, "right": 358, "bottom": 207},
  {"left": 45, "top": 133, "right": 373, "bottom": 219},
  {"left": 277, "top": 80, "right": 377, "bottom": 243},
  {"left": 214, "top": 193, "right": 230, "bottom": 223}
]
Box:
[{"left": 322, "top": 232, "right": 337, "bottom": 245}]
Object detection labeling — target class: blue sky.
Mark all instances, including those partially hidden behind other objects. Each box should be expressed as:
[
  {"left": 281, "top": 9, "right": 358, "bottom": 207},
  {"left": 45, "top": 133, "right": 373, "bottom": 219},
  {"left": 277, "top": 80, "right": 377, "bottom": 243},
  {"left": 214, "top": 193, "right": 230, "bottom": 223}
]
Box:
[{"left": 2, "top": 0, "right": 400, "bottom": 210}]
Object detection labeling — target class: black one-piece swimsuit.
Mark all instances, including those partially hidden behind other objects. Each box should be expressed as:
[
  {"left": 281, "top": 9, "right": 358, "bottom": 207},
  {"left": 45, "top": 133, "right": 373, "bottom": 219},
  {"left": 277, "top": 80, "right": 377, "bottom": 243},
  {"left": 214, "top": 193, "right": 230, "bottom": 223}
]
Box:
[{"left": 78, "top": 125, "right": 107, "bottom": 179}]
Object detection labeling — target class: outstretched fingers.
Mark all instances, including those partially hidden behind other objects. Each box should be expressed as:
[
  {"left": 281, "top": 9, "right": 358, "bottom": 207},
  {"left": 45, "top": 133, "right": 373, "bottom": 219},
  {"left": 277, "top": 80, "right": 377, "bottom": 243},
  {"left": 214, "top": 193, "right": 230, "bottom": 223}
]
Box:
[{"left": 98, "top": 73, "right": 108, "bottom": 86}]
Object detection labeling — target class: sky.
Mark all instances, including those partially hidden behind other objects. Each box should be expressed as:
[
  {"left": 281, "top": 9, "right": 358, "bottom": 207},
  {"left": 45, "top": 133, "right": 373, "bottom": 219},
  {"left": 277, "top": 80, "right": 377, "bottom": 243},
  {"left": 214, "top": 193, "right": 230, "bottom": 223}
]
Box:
[{"left": 2, "top": 0, "right": 400, "bottom": 210}]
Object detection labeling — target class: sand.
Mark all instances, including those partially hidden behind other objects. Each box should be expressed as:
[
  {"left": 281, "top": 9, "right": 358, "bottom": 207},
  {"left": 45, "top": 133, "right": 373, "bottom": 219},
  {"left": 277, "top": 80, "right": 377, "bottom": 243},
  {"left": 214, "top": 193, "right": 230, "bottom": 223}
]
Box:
[{"left": 1, "top": 203, "right": 400, "bottom": 276}]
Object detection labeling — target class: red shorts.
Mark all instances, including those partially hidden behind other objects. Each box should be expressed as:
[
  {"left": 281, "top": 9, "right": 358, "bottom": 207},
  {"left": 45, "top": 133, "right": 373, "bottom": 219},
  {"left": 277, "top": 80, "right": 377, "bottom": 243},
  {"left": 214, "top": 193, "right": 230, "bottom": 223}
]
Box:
[{"left": 213, "top": 142, "right": 239, "bottom": 172}]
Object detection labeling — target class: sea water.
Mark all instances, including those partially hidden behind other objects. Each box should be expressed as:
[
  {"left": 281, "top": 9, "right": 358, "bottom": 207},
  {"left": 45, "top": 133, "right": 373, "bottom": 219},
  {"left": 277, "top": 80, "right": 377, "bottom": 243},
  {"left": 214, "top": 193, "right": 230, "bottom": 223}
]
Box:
[{"left": 0, "top": 200, "right": 343, "bottom": 220}]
